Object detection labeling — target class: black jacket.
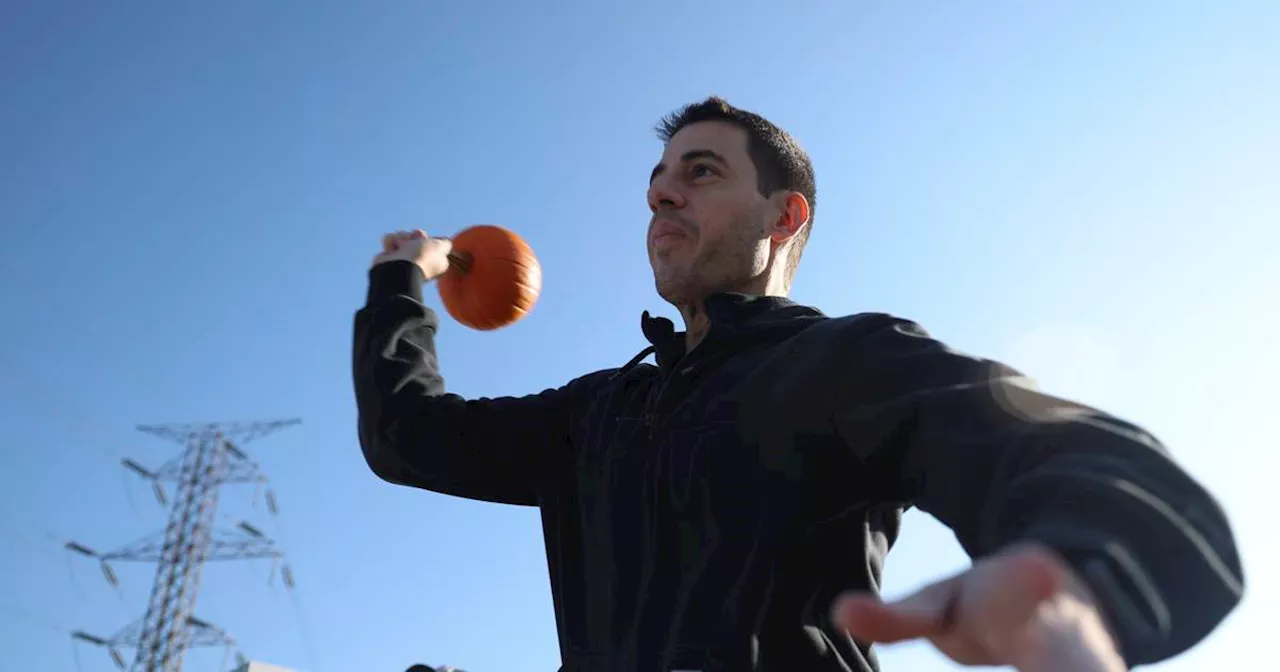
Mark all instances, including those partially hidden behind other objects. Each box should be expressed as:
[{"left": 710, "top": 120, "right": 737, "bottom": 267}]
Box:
[{"left": 353, "top": 260, "right": 1242, "bottom": 671}]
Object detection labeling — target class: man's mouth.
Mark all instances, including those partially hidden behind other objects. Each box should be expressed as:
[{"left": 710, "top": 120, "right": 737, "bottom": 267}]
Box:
[{"left": 650, "top": 217, "right": 692, "bottom": 245}]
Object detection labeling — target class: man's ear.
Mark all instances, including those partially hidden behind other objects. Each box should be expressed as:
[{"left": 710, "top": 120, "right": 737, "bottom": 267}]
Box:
[{"left": 768, "top": 192, "right": 811, "bottom": 244}]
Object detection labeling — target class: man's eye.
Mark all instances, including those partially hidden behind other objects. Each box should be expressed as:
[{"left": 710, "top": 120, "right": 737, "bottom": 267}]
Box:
[{"left": 691, "top": 164, "right": 717, "bottom": 179}]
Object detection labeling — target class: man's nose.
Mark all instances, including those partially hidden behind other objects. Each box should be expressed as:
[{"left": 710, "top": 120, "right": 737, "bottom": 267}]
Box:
[{"left": 647, "top": 176, "right": 685, "bottom": 212}]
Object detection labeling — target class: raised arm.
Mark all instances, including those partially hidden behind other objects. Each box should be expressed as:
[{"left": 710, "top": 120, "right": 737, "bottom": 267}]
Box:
[
  {"left": 353, "top": 247, "right": 571, "bottom": 506},
  {"left": 830, "top": 314, "right": 1243, "bottom": 666}
]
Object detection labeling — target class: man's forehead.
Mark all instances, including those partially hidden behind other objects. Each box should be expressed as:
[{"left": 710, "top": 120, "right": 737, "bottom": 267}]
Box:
[{"left": 661, "top": 120, "right": 749, "bottom": 161}]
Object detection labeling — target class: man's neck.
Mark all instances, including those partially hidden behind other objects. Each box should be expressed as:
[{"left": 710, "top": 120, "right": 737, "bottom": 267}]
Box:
[
  {"left": 681, "top": 303, "right": 711, "bottom": 351},
  {"left": 678, "top": 274, "right": 790, "bottom": 351}
]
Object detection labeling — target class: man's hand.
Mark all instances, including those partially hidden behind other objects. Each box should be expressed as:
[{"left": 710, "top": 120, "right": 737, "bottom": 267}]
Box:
[
  {"left": 372, "top": 229, "right": 453, "bottom": 281},
  {"left": 831, "top": 543, "right": 1126, "bottom": 671}
]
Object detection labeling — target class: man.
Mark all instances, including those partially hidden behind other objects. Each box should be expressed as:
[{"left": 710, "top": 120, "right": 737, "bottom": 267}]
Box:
[{"left": 353, "top": 97, "right": 1242, "bottom": 671}]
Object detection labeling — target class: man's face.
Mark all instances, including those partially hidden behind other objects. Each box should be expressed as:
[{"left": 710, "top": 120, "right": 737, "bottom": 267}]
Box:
[{"left": 646, "top": 121, "right": 775, "bottom": 305}]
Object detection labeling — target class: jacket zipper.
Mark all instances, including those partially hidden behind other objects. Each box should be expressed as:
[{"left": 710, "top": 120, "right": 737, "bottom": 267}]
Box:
[
  {"left": 644, "top": 339, "right": 720, "bottom": 438},
  {"left": 645, "top": 372, "right": 682, "bottom": 438}
]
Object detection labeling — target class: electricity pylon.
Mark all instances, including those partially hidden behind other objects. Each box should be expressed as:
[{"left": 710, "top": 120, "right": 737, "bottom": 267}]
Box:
[{"left": 66, "top": 419, "right": 300, "bottom": 671}]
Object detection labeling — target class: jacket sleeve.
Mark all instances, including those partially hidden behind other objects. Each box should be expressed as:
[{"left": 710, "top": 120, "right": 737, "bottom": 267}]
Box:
[
  {"left": 830, "top": 313, "right": 1243, "bottom": 666},
  {"left": 352, "top": 260, "right": 572, "bottom": 506}
]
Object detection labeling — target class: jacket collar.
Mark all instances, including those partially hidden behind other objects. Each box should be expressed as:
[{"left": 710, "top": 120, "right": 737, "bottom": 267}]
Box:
[{"left": 635, "top": 293, "right": 821, "bottom": 370}]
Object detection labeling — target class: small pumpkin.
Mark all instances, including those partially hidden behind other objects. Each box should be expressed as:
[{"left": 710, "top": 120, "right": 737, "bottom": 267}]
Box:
[{"left": 437, "top": 224, "right": 542, "bottom": 331}]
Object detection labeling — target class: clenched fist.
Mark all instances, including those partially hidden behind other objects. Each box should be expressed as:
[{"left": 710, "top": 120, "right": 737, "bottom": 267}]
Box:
[{"left": 372, "top": 229, "right": 453, "bottom": 281}]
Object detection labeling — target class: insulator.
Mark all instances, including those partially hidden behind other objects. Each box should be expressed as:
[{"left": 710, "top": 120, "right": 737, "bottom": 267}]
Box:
[
  {"left": 71, "top": 632, "right": 107, "bottom": 646},
  {"left": 238, "top": 521, "right": 264, "bottom": 538},
  {"left": 224, "top": 440, "right": 246, "bottom": 459},
  {"left": 109, "top": 648, "right": 125, "bottom": 669},
  {"left": 121, "top": 458, "right": 152, "bottom": 478},
  {"left": 265, "top": 489, "right": 279, "bottom": 515},
  {"left": 100, "top": 562, "right": 118, "bottom": 588},
  {"left": 282, "top": 564, "right": 295, "bottom": 589},
  {"left": 65, "top": 542, "right": 96, "bottom": 558},
  {"left": 153, "top": 482, "right": 168, "bottom": 506}
]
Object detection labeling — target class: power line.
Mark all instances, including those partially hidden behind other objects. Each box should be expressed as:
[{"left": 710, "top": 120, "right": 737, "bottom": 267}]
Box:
[
  {"left": 0, "top": 262, "right": 178, "bottom": 410},
  {"left": 263, "top": 506, "right": 323, "bottom": 672},
  {"left": 0, "top": 598, "right": 71, "bottom": 635},
  {"left": 0, "top": 599, "right": 89, "bottom": 672},
  {"left": 0, "top": 354, "right": 130, "bottom": 464}
]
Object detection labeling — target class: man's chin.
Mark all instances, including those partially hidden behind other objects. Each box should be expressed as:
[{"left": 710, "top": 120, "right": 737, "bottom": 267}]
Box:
[{"left": 653, "top": 273, "right": 696, "bottom": 306}]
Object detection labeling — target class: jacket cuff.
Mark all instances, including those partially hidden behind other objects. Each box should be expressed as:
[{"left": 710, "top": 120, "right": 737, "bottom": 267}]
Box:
[
  {"left": 1020, "top": 521, "right": 1168, "bottom": 666},
  {"left": 367, "top": 260, "right": 426, "bottom": 306}
]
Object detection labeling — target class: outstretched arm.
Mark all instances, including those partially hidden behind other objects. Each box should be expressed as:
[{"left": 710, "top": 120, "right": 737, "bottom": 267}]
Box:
[
  {"left": 354, "top": 258, "right": 571, "bottom": 506},
  {"left": 829, "top": 314, "right": 1242, "bottom": 667}
]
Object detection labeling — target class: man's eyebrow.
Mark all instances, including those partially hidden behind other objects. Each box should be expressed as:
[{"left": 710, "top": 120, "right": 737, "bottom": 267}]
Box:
[{"left": 649, "top": 149, "right": 729, "bottom": 184}]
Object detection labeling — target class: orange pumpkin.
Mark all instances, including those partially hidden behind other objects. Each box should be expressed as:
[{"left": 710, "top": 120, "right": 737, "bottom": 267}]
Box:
[{"left": 437, "top": 225, "right": 542, "bottom": 331}]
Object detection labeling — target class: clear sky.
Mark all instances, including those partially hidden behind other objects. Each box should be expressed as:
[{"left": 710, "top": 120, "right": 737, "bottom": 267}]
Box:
[{"left": 1, "top": 2, "right": 1275, "bottom": 671}]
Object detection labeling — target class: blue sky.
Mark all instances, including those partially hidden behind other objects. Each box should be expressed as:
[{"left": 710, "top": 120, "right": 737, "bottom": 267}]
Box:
[{"left": 1, "top": 2, "right": 1275, "bottom": 670}]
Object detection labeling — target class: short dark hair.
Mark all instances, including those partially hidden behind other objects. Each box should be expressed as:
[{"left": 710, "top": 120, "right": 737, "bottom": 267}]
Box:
[{"left": 656, "top": 96, "right": 817, "bottom": 282}]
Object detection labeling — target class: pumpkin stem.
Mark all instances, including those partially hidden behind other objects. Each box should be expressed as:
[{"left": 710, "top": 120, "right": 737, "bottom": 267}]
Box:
[{"left": 447, "top": 251, "right": 474, "bottom": 274}]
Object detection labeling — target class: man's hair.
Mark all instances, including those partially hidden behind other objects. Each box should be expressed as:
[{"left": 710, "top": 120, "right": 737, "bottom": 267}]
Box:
[{"left": 655, "top": 96, "right": 817, "bottom": 283}]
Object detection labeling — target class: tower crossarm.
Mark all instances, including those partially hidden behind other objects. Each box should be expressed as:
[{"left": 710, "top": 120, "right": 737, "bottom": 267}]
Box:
[
  {"left": 100, "top": 523, "right": 284, "bottom": 563},
  {"left": 137, "top": 419, "right": 301, "bottom": 446},
  {"left": 150, "top": 446, "right": 268, "bottom": 486}
]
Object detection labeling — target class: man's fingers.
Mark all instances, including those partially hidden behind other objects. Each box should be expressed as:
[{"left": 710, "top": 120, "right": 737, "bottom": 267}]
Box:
[
  {"left": 834, "top": 585, "right": 999, "bottom": 665},
  {"left": 832, "top": 578, "right": 959, "bottom": 644},
  {"left": 832, "top": 595, "right": 927, "bottom": 643},
  {"left": 381, "top": 230, "right": 424, "bottom": 254},
  {"left": 968, "top": 546, "right": 1067, "bottom": 658},
  {"left": 981, "top": 547, "right": 1064, "bottom": 630}
]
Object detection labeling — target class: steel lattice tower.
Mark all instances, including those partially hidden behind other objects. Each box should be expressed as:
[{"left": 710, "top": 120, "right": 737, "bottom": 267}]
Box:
[{"left": 67, "top": 419, "right": 300, "bottom": 671}]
